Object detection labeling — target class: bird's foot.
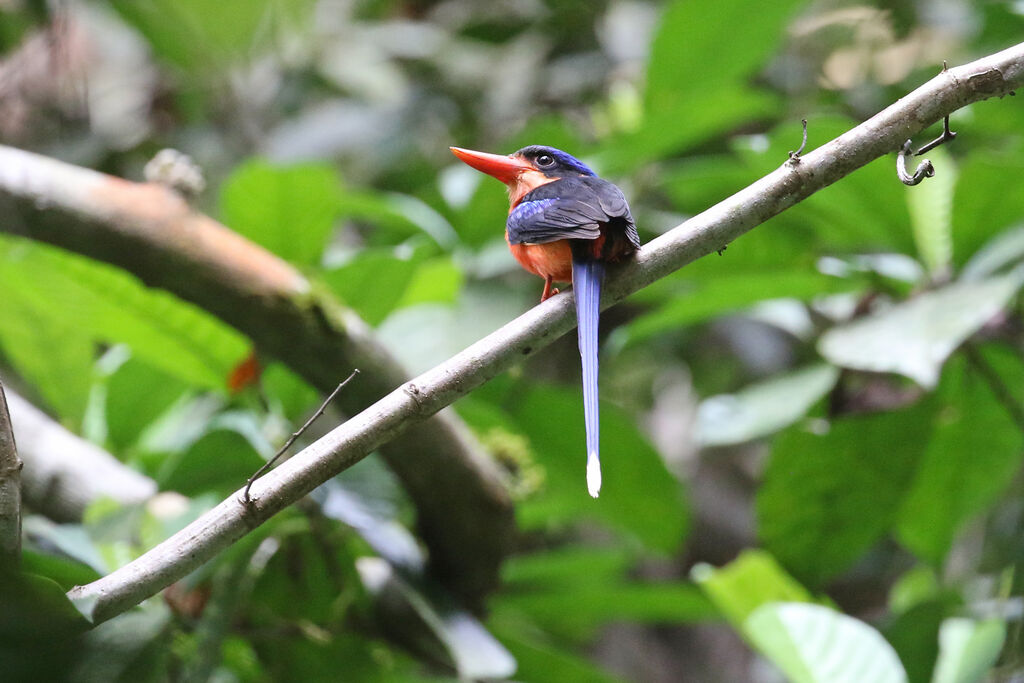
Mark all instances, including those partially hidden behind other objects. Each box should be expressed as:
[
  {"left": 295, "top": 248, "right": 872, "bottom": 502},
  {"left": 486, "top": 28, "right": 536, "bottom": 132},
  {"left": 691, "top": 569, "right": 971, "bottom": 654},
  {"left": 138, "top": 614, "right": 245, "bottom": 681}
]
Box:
[{"left": 540, "top": 287, "right": 560, "bottom": 302}]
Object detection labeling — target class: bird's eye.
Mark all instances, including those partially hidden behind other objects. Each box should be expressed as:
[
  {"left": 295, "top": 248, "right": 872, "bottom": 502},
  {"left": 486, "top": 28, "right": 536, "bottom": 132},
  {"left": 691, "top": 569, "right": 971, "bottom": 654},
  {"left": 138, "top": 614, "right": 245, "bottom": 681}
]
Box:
[{"left": 536, "top": 154, "right": 554, "bottom": 167}]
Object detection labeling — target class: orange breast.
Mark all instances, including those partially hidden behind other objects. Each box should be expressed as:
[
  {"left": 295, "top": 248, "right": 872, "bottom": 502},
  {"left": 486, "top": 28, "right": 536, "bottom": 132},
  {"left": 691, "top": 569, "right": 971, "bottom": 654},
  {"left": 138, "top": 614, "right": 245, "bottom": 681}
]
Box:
[{"left": 508, "top": 240, "right": 574, "bottom": 282}]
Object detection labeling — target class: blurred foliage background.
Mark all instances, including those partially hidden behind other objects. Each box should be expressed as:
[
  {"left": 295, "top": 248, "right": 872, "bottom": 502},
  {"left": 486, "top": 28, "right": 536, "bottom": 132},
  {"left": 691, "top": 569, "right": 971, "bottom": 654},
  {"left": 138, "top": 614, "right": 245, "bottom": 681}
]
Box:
[{"left": 1, "top": 0, "right": 1024, "bottom": 680}]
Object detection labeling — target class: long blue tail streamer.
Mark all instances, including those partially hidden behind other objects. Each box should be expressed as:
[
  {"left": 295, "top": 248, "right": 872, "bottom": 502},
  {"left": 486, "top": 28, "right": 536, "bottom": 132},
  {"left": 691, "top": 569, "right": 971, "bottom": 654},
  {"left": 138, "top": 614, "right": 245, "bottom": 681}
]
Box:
[{"left": 572, "top": 256, "right": 605, "bottom": 498}]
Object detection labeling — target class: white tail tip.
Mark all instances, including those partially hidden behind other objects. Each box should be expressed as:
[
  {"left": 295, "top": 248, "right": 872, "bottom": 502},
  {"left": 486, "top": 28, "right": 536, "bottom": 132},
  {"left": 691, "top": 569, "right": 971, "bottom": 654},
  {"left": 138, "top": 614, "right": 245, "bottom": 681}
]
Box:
[{"left": 587, "top": 452, "right": 602, "bottom": 498}]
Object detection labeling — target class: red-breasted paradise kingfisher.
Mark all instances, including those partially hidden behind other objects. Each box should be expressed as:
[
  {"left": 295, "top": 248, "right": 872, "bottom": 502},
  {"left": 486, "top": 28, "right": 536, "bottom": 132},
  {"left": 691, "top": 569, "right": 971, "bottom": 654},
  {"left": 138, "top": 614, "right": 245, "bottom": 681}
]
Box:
[{"left": 450, "top": 145, "right": 640, "bottom": 497}]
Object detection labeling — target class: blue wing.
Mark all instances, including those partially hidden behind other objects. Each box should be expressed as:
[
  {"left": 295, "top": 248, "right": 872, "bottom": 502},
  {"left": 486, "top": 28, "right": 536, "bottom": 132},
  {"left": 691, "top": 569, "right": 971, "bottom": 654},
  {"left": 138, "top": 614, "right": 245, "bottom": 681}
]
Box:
[
  {"left": 573, "top": 255, "right": 605, "bottom": 498},
  {"left": 507, "top": 177, "right": 637, "bottom": 247}
]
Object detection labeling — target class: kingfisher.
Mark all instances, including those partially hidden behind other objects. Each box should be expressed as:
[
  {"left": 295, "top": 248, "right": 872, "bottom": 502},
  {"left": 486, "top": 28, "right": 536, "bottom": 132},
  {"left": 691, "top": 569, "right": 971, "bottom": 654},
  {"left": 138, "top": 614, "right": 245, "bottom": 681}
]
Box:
[{"left": 450, "top": 145, "right": 640, "bottom": 497}]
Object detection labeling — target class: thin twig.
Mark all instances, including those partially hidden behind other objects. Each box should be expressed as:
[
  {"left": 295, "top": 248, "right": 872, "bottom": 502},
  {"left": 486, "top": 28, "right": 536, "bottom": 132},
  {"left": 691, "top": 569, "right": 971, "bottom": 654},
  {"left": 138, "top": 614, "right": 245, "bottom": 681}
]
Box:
[
  {"left": 0, "top": 380, "right": 23, "bottom": 568},
  {"left": 898, "top": 114, "right": 957, "bottom": 185},
  {"left": 787, "top": 118, "right": 809, "bottom": 162},
  {"left": 243, "top": 369, "right": 359, "bottom": 504},
  {"left": 897, "top": 140, "right": 936, "bottom": 185},
  {"left": 915, "top": 115, "right": 958, "bottom": 156},
  {"left": 964, "top": 344, "right": 1024, "bottom": 434}
]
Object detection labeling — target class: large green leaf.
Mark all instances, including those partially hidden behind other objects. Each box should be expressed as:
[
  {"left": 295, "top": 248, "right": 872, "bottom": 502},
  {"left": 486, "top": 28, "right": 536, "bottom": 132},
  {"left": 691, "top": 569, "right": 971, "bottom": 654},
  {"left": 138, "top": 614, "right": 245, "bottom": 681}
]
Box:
[
  {"left": 612, "top": 267, "right": 848, "bottom": 350},
  {"left": 758, "top": 401, "right": 935, "bottom": 585},
  {"left": 897, "top": 354, "right": 1024, "bottom": 564},
  {"left": 697, "top": 364, "right": 839, "bottom": 447},
  {"left": 220, "top": 160, "right": 342, "bottom": 266},
  {"left": 501, "top": 546, "right": 633, "bottom": 589},
  {"left": 356, "top": 557, "right": 517, "bottom": 680},
  {"left": 746, "top": 603, "right": 908, "bottom": 683},
  {"left": 101, "top": 355, "right": 191, "bottom": 452},
  {"left": 322, "top": 248, "right": 420, "bottom": 325},
  {"left": 906, "top": 148, "right": 956, "bottom": 277},
  {"left": 960, "top": 224, "right": 1024, "bottom": 280},
  {"left": 496, "top": 583, "right": 712, "bottom": 641},
  {"left": 645, "top": 0, "right": 802, "bottom": 111},
  {"left": 0, "top": 236, "right": 246, "bottom": 392},
  {"left": 930, "top": 618, "right": 1006, "bottom": 683},
  {"left": 0, "top": 571, "right": 91, "bottom": 679},
  {"left": 512, "top": 385, "right": 687, "bottom": 554},
  {"left": 111, "top": 0, "right": 314, "bottom": 73},
  {"left": 885, "top": 600, "right": 950, "bottom": 683},
  {"left": 818, "top": 270, "right": 1024, "bottom": 388},
  {"left": 487, "top": 618, "right": 623, "bottom": 683},
  {"left": 160, "top": 421, "right": 268, "bottom": 498},
  {"left": 323, "top": 251, "right": 462, "bottom": 326},
  {"left": 603, "top": 89, "right": 779, "bottom": 171},
  {"left": 953, "top": 155, "right": 1024, "bottom": 267},
  {"left": 497, "top": 547, "right": 713, "bottom": 640},
  {"left": 0, "top": 294, "right": 93, "bottom": 426},
  {"left": 600, "top": 0, "right": 801, "bottom": 166},
  {"left": 691, "top": 550, "right": 815, "bottom": 628},
  {"left": 397, "top": 257, "right": 463, "bottom": 309}
]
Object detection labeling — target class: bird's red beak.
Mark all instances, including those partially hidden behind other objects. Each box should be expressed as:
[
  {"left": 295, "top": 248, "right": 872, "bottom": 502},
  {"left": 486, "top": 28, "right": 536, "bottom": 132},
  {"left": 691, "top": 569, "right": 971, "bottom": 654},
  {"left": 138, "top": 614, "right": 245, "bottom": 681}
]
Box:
[{"left": 450, "top": 147, "right": 533, "bottom": 185}]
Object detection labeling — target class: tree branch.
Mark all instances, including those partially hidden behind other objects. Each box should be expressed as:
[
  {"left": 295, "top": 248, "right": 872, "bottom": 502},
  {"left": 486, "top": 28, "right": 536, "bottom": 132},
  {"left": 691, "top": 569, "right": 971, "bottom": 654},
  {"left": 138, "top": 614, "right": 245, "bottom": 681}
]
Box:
[
  {"left": 0, "top": 145, "right": 514, "bottom": 605},
  {"left": 17, "top": 42, "right": 1024, "bottom": 623},
  {"left": 5, "top": 388, "right": 157, "bottom": 521},
  {"left": 0, "top": 380, "right": 22, "bottom": 568}
]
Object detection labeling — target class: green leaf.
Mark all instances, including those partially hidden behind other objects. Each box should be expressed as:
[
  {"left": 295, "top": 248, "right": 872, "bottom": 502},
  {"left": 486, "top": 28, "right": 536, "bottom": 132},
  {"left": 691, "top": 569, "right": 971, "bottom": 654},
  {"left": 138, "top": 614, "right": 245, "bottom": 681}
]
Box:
[
  {"left": 930, "top": 618, "right": 1005, "bottom": 683},
  {"left": 356, "top": 558, "right": 516, "bottom": 680},
  {"left": 818, "top": 271, "right": 1024, "bottom": 388},
  {"left": 22, "top": 516, "right": 109, "bottom": 574},
  {"left": 0, "top": 294, "right": 93, "bottom": 427},
  {"left": 691, "top": 550, "right": 815, "bottom": 628},
  {"left": 907, "top": 148, "right": 956, "bottom": 277},
  {"left": 161, "top": 424, "right": 267, "bottom": 498},
  {"left": 0, "top": 571, "right": 91, "bottom": 636},
  {"left": 746, "top": 603, "right": 908, "bottom": 683},
  {"left": 603, "top": 89, "right": 779, "bottom": 170},
  {"left": 102, "top": 356, "right": 191, "bottom": 452},
  {"left": 885, "top": 601, "right": 949, "bottom": 683},
  {"left": 960, "top": 224, "right": 1024, "bottom": 280},
  {"left": 220, "top": 160, "right": 342, "bottom": 266},
  {"left": 498, "top": 547, "right": 713, "bottom": 640},
  {"left": 512, "top": 385, "right": 687, "bottom": 554},
  {"left": 889, "top": 566, "right": 943, "bottom": 616},
  {"left": 897, "top": 355, "right": 1024, "bottom": 564},
  {"left": 697, "top": 364, "right": 840, "bottom": 447},
  {"left": 613, "top": 268, "right": 848, "bottom": 350},
  {"left": 322, "top": 249, "right": 420, "bottom": 325},
  {"left": 953, "top": 155, "right": 1024, "bottom": 267},
  {"left": 602, "top": 0, "right": 800, "bottom": 166},
  {"left": 71, "top": 604, "right": 173, "bottom": 680},
  {"left": 496, "top": 582, "right": 713, "bottom": 639},
  {"left": 260, "top": 362, "right": 320, "bottom": 423},
  {"left": 111, "top": 0, "right": 314, "bottom": 73},
  {"left": 20, "top": 550, "right": 101, "bottom": 591},
  {"left": 502, "top": 546, "right": 632, "bottom": 589},
  {"left": 341, "top": 189, "right": 458, "bottom": 248},
  {"left": 0, "top": 236, "right": 247, "bottom": 391},
  {"left": 645, "top": 0, "right": 801, "bottom": 111},
  {"left": 397, "top": 257, "right": 463, "bottom": 308},
  {"left": 488, "top": 618, "right": 623, "bottom": 683},
  {"left": 758, "top": 401, "right": 935, "bottom": 585}
]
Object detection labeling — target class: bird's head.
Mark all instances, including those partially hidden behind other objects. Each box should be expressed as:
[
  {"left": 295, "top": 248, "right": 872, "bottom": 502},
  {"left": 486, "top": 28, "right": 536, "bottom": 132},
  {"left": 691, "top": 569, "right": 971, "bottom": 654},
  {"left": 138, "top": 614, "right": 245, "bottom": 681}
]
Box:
[{"left": 450, "top": 145, "right": 595, "bottom": 206}]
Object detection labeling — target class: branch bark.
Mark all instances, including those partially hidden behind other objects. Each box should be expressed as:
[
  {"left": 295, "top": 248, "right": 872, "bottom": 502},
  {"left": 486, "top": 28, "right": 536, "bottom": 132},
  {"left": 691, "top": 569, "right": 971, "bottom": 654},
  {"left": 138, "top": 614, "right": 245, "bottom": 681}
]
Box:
[
  {"left": 0, "top": 380, "right": 22, "bottom": 568},
  {"left": 9, "top": 42, "right": 1024, "bottom": 623},
  {"left": 5, "top": 388, "right": 156, "bottom": 521},
  {"left": 0, "top": 144, "right": 514, "bottom": 605}
]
